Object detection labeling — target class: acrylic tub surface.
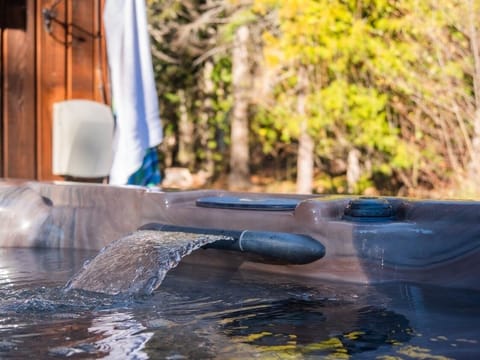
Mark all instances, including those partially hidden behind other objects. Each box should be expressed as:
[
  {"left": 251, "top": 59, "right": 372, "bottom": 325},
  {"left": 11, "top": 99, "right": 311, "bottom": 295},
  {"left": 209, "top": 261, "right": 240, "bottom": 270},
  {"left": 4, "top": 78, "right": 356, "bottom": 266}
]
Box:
[
  {"left": 0, "top": 179, "right": 479, "bottom": 290},
  {"left": 0, "top": 180, "right": 479, "bottom": 358}
]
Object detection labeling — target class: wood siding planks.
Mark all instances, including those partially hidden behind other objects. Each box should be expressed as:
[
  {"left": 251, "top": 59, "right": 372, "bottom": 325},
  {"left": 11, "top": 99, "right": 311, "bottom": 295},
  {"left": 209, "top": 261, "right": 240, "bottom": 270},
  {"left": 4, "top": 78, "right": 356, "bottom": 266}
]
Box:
[
  {"left": 2, "top": 0, "right": 36, "bottom": 179},
  {"left": 1, "top": 0, "right": 107, "bottom": 180},
  {"left": 36, "top": 0, "right": 67, "bottom": 180},
  {"left": 70, "top": 0, "right": 95, "bottom": 99}
]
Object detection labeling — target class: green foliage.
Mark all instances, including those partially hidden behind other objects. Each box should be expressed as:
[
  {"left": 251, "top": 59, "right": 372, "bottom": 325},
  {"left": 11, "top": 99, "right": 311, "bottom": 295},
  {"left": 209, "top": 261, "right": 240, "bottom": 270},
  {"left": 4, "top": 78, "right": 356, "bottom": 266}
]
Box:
[
  {"left": 148, "top": 0, "right": 235, "bottom": 173},
  {"left": 250, "top": 0, "right": 421, "bottom": 192},
  {"left": 248, "top": 0, "right": 480, "bottom": 193},
  {"left": 146, "top": 0, "right": 480, "bottom": 194},
  {"left": 210, "top": 56, "right": 233, "bottom": 146},
  {"left": 221, "top": 8, "right": 257, "bottom": 42}
]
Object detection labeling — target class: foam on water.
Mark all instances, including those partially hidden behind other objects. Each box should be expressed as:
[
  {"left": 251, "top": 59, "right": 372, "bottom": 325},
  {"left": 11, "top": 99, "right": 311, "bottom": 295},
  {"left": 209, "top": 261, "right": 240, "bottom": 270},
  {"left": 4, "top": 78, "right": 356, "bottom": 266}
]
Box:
[{"left": 64, "top": 230, "right": 231, "bottom": 296}]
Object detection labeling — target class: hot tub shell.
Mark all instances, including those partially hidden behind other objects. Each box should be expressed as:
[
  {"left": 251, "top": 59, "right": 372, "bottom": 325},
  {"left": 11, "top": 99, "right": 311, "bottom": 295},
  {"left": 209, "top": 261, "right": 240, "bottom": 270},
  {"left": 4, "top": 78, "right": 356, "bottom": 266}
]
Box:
[{"left": 0, "top": 180, "right": 478, "bottom": 290}]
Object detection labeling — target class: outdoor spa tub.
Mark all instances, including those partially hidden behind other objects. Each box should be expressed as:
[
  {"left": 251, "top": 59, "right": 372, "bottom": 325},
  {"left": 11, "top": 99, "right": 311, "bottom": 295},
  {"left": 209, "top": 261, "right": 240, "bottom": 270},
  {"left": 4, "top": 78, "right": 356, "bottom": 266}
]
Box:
[
  {"left": 1, "top": 179, "right": 479, "bottom": 291},
  {"left": 1, "top": 179, "right": 480, "bottom": 359}
]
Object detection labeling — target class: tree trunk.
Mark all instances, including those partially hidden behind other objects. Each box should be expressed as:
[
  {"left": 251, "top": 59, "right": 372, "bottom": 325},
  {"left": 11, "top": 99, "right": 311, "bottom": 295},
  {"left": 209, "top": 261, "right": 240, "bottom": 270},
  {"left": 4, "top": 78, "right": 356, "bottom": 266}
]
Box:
[
  {"left": 199, "top": 60, "right": 215, "bottom": 178},
  {"left": 229, "top": 25, "right": 251, "bottom": 190},
  {"left": 296, "top": 66, "right": 314, "bottom": 194},
  {"left": 177, "top": 89, "right": 194, "bottom": 167},
  {"left": 347, "top": 148, "right": 361, "bottom": 193},
  {"left": 469, "top": 109, "right": 480, "bottom": 191},
  {"left": 467, "top": 0, "right": 480, "bottom": 192}
]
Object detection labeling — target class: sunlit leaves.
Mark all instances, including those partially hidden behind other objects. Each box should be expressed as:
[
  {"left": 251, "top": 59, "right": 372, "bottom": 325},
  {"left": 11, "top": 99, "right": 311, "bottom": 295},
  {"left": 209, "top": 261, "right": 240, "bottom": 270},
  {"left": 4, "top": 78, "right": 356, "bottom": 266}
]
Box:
[
  {"left": 251, "top": 0, "right": 419, "bottom": 192},
  {"left": 147, "top": 0, "right": 480, "bottom": 194},
  {"left": 248, "top": 0, "right": 480, "bottom": 193}
]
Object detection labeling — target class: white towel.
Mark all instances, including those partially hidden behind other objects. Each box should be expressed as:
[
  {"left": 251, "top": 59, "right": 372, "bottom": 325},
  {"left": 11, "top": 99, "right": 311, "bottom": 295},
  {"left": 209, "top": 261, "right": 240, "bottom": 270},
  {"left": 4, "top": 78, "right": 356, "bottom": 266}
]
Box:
[{"left": 104, "top": 0, "right": 163, "bottom": 185}]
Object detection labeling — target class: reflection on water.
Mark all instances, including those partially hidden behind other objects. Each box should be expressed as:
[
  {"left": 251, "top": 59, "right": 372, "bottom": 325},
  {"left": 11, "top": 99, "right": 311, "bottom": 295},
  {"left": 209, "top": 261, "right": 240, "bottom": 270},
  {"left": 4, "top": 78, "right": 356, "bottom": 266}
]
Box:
[
  {"left": 215, "top": 300, "right": 412, "bottom": 358},
  {"left": 0, "top": 248, "right": 479, "bottom": 359}
]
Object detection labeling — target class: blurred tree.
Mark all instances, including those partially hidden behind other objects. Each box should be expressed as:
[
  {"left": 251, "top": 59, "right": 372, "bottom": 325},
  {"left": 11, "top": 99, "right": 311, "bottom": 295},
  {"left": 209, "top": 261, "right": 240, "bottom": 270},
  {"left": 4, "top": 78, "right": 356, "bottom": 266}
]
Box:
[
  {"left": 148, "top": 0, "right": 256, "bottom": 189},
  {"left": 250, "top": 0, "right": 480, "bottom": 195},
  {"left": 251, "top": 0, "right": 410, "bottom": 193},
  {"left": 296, "top": 65, "right": 314, "bottom": 193},
  {"left": 147, "top": 0, "right": 235, "bottom": 181},
  {"left": 145, "top": 0, "right": 480, "bottom": 196},
  {"left": 371, "top": 0, "right": 480, "bottom": 193},
  {"left": 229, "top": 24, "right": 252, "bottom": 189}
]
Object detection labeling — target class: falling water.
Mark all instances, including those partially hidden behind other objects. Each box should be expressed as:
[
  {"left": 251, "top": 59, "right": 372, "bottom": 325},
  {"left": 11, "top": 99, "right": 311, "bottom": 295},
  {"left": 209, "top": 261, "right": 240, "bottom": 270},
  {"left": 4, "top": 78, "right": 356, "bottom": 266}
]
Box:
[{"left": 64, "top": 230, "right": 231, "bottom": 296}]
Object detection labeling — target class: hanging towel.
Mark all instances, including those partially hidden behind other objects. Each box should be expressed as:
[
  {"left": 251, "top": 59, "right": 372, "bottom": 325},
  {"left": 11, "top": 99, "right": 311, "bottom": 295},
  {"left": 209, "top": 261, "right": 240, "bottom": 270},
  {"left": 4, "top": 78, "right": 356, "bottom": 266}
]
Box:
[
  {"left": 104, "top": 0, "right": 163, "bottom": 185},
  {"left": 127, "top": 147, "right": 161, "bottom": 187}
]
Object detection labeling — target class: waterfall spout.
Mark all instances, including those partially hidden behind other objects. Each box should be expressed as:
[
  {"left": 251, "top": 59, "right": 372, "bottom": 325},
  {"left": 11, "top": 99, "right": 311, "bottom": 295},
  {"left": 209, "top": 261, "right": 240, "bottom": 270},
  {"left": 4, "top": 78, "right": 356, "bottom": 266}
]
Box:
[{"left": 64, "top": 230, "right": 231, "bottom": 296}]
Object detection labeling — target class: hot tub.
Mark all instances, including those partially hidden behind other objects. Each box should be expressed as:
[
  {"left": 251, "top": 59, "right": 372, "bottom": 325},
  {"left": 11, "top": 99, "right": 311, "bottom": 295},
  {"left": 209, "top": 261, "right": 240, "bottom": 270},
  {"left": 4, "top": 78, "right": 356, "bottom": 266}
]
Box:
[
  {"left": 0, "top": 179, "right": 479, "bottom": 290},
  {"left": 0, "top": 180, "right": 479, "bottom": 359}
]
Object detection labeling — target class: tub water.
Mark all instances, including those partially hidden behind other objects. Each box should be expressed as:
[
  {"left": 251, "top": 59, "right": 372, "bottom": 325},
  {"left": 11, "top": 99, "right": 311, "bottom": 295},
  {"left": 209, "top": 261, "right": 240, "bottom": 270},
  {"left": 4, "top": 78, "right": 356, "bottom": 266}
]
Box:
[{"left": 0, "top": 247, "right": 479, "bottom": 359}]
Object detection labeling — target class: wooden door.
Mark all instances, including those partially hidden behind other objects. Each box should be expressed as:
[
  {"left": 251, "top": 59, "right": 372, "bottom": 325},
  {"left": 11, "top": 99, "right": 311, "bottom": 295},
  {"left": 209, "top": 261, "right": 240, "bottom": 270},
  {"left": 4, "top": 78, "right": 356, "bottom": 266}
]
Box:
[
  {"left": 0, "top": 0, "right": 108, "bottom": 180},
  {"left": 0, "top": 0, "right": 36, "bottom": 179}
]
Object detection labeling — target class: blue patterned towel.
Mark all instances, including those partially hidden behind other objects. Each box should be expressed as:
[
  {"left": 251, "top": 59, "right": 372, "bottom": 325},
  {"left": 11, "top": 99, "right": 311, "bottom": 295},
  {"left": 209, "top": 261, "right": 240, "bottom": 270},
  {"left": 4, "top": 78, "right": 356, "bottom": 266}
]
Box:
[{"left": 127, "top": 147, "right": 161, "bottom": 187}]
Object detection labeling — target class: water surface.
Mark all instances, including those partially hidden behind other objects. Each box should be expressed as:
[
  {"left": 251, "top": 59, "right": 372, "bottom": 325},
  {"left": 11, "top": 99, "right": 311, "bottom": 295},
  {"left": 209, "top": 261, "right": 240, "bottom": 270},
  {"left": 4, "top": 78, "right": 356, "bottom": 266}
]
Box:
[{"left": 0, "top": 248, "right": 479, "bottom": 359}]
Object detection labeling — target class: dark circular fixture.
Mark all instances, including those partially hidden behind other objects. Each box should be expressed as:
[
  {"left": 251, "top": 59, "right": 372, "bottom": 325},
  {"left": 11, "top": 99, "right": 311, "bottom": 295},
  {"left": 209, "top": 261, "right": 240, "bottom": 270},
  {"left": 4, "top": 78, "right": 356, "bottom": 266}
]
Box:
[{"left": 343, "top": 197, "right": 394, "bottom": 221}]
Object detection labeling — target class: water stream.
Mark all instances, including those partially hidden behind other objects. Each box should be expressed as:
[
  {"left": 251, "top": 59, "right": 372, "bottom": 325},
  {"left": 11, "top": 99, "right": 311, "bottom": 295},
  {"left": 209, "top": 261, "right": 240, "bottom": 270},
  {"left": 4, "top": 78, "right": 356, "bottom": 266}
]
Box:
[{"left": 64, "top": 230, "right": 231, "bottom": 296}]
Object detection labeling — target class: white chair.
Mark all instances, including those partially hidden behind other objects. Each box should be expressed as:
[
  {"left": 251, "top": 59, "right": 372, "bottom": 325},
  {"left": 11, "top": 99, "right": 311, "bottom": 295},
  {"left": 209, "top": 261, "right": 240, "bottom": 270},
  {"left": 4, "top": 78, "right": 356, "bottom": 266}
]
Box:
[{"left": 52, "top": 99, "right": 114, "bottom": 179}]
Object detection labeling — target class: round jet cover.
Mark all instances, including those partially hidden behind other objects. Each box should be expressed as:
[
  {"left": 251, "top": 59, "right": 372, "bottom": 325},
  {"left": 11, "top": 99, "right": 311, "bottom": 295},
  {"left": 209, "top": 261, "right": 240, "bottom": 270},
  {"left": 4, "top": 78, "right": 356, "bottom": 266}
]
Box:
[
  {"left": 343, "top": 197, "right": 394, "bottom": 221},
  {"left": 196, "top": 196, "right": 300, "bottom": 211}
]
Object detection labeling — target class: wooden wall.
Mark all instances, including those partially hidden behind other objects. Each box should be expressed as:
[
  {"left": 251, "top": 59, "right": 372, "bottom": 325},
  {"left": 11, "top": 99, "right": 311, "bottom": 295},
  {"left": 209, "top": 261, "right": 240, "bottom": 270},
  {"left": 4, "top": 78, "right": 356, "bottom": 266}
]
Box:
[{"left": 0, "top": 0, "right": 108, "bottom": 180}]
